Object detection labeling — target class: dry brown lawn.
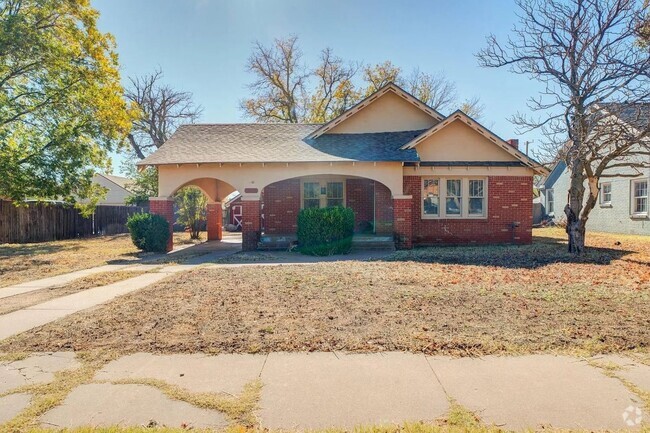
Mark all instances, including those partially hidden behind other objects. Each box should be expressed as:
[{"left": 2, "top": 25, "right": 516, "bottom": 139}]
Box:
[
  {"left": 2, "top": 228, "right": 648, "bottom": 356},
  {"left": 0, "top": 232, "right": 205, "bottom": 288},
  {"left": 0, "top": 270, "right": 148, "bottom": 315}
]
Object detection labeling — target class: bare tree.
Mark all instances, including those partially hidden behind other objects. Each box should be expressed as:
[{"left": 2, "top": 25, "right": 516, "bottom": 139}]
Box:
[
  {"left": 460, "top": 96, "right": 486, "bottom": 119},
  {"left": 477, "top": 0, "right": 650, "bottom": 254},
  {"left": 362, "top": 60, "right": 402, "bottom": 95},
  {"left": 242, "top": 36, "right": 486, "bottom": 123},
  {"left": 306, "top": 48, "right": 360, "bottom": 123},
  {"left": 241, "top": 36, "right": 309, "bottom": 123},
  {"left": 126, "top": 70, "right": 203, "bottom": 159},
  {"left": 406, "top": 69, "right": 458, "bottom": 113}
]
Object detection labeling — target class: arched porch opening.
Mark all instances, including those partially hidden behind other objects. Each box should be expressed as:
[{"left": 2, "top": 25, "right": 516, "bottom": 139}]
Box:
[
  {"left": 246, "top": 174, "right": 395, "bottom": 251},
  {"left": 150, "top": 176, "right": 240, "bottom": 251}
]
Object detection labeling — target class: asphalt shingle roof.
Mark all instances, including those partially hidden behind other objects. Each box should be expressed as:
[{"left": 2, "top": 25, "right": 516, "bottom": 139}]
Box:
[
  {"left": 601, "top": 103, "right": 650, "bottom": 130},
  {"left": 138, "top": 124, "right": 423, "bottom": 165}
]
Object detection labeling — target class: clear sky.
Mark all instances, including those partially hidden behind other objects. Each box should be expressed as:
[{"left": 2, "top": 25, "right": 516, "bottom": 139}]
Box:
[{"left": 94, "top": 0, "right": 546, "bottom": 173}]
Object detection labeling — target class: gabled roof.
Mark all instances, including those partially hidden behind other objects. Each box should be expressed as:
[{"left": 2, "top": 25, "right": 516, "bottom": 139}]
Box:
[
  {"left": 306, "top": 82, "right": 445, "bottom": 139},
  {"left": 401, "top": 110, "right": 549, "bottom": 175},
  {"left": 95, "top": 173, "right": 133, "bottom": 192},
  {"left": 137, "top": 123, "right": 421, "bottom": 165},
  {"left": 600, "top": 103, "right": 650, "bottom": 131}
]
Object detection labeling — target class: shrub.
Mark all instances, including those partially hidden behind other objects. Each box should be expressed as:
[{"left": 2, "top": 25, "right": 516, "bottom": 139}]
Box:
[
  {"left": 126, "top": 213, "right": 170, "bottom": 253},
  {"left": 297, "top": 206, "right": 355, "bottom": 255}
]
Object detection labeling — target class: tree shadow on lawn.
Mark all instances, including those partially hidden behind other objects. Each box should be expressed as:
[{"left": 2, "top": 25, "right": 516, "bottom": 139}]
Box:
[
  {"left": 0, "top": 242, "right": 67, "bottom": 258},
  {"left": 381, "top": 234, "right": 636, "bottom": 269}
]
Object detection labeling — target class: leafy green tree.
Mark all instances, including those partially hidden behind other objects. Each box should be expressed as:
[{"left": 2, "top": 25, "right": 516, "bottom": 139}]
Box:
[
  {"left": 0, "top": 0, "right": 131, "bottom": 207},
  {"left": 121, "top": 157, "right": 158, "bottom": 206},
  {"left": 175, "top": 186, "right": 207, "bottom": 240}
]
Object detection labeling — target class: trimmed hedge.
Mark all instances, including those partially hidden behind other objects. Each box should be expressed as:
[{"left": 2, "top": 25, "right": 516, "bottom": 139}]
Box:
[
  {"left": 126, "top": 213, "right": 170, "bottom": 253},
  {"left": 297, "top": 206, "right": 355, "bottom": 255}
]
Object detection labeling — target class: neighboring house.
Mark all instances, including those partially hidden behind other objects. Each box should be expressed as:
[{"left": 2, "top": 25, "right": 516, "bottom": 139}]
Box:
[
  {"left": 139, "top": 83, "right": 548, "bottom": 251},
  {"left": 538, "top": 105, "right": 650, "bottom": 236},
  {"left": 92, "top": 174, "right": 134, "bottom": 206},
  {"left": 223, "top": 192, "right": 243, "bottom": 231}
]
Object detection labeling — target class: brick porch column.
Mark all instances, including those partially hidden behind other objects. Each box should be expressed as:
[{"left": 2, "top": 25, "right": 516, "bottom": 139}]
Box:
[
  {"left": 393, "top": 195, "right": 413, "bottom": 249},
  {"left": 206, "top": 202, "right": 223, "bottom": 241},
  {"left": 241, "top": 199, "right": 261, "bottom": 251},
  {"left": 149, "top": 197, "right": 174, "bottom": 252}
]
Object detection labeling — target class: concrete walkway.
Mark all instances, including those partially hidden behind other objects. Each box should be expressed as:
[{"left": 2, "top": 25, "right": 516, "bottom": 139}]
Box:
[
  {"left": 0, "top": 352, "right": 647, "bottom": 431},
  {"left": 0, "top": 234, "right": 242, "bottom": 300},
  {"left": 0, "top": 241, "right": 242, "bottom": 341}
]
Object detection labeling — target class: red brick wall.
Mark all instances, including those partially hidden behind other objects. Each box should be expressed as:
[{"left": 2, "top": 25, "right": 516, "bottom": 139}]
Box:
[
  {"left": 241, "top": 199, "right": 261, "bottom": 251},
  {"left": 393, "top": 197, "right": 413, "bottom": 249},
  {"left": 346, "top": 179, "right": 394, "bottom": 234},
  {"left": 149, "top": 198, "right": 174, "bottom": 252},
  {"left": 346, "top": 179, "right": 374, "bottom": 233},
  {"left": 403, "top": 175, "right": 533, "bottom": 245},
  {"left": 262, "top": 179, "right": 300, "bottom": 234},
  {"left": 206, "top": 203, "right": 222, "bottom": 241},
  {"left": 374, "top": 181, "right": 394, "bottom": 235}
]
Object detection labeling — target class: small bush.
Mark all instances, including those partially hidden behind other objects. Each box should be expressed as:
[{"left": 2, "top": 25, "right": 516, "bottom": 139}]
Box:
[
  {"left": 297, "top": 206, "right": 355, "bottom": 255},
  {"left": 126, "top": 213, "right": 170, "bottom": 253}
]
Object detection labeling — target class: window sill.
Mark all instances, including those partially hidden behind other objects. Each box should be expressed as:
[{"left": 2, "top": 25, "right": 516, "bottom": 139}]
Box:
[
  {"left": 599, "top": 204, "right": 613, "bottom": 208},
  {"left": 421, "top": 216, "right": 488, "bottom": 221},
  {"left": 630, "top": 214, "right": 649, "bottom": 220}
]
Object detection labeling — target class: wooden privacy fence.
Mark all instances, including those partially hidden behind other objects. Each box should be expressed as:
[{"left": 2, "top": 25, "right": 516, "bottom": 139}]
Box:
[{"left": 0, "top": 201, "right": 147, "bottom": 244}]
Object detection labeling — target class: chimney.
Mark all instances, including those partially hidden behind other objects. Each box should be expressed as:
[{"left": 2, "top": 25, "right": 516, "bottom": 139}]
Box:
[{"left": 506, "top": 139, "right": 519, "bottom": 150}]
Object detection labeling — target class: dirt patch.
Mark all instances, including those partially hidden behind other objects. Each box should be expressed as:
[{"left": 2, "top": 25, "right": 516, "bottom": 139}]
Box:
[
  {"left": 0, "top": 270, "right": 148, "bottom": 315},
  {"left": 2, "top": 228, "right": 648, "bottom": 356}
]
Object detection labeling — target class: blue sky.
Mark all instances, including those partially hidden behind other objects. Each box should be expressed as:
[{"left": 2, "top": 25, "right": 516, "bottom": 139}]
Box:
[{"left": 94, "top": 0, "right": 546, "bottom": 173}]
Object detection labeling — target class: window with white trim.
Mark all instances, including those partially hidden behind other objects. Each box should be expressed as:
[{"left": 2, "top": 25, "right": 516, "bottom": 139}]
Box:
[
  {"left": 600, "top": 182, "right": 612, "bottom": 206},
  {"left": 468, "top": 179, "right": 485, "bottom": 216},
  {"left": 302, "top": 179, "right": 345, "bottom": 209},
  {"left": 326, "top": 182, "right": 344, "bottom": 207},
  {"left": 422, "top": 179, "right": 440, "bottom": 216},
  {"left": 421, "top": 177, "right": 487, "bottom": 219},
  {"left": 631, "top": 179, "right": 648, "bottom": 216},
  {"left": 546, "top": 189, "right": 555, "bottom": 214},
  {"left": 445, "top": 179, "right": 462, "bottom": 216},
  {"left": 303, "top": 182, "right": 321, "bottom": 209}
]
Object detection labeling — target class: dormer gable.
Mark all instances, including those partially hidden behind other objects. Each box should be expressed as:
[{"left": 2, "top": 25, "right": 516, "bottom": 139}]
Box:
[{"left": 306, "top": 83, "right": 444, "bottom": 138}]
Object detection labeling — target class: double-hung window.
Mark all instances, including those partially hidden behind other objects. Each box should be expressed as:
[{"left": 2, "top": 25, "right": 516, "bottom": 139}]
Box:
[
  {"left": 445, "top": 179, "right": 462, "bottom": 216},
  {"left": 303, "top": 182, "right": 321, "bottom": 209},
  {"left": 302, "top": 179, "right": 345, "bottom": 209},
  {"left": 326, "top": 182, "right": 344, "bottom": 207},
  {"left": 468, "top": 179, "right": 485, "bottom": 216},
  {"left": 421, "top": 178, "right": 487, "bottom": 219},
  {"left": 631, "top": 179, "right": 648, "bottom": 216},
  {"left": 422, "top": 179, "right": 440, "bottom": 216},
  {"left": 546, "top": 189, "right": 555, "bottom": 214},
  {"left": 600, "top": 182, "right": 612, "bottom": 206}
]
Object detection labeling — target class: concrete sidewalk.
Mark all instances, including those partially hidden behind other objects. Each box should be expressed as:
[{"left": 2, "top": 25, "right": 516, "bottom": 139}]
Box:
[{"left": 1, "top": 352, "right": 647, "bottom": 431}]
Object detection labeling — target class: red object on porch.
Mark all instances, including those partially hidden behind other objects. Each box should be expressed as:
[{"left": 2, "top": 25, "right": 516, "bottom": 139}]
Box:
[
  {"left": 149, "top": 198, "right": 174, "bottom": 252},
  {"left": 241, "top": 199, "right": 261, "bottom": 251},
  {"left": 206, "top": 203, "right": 223, "bottom": 241}
]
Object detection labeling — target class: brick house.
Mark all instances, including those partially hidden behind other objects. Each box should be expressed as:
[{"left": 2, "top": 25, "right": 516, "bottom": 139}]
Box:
[{"left": 139, "top": 83, "right": 548, "bottom": 251}]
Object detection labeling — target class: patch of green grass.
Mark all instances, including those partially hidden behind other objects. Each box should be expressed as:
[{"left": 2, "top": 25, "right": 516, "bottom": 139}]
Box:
[
  {"left": 105, "top": 378, "right": 262, "bottom": 427},
  {"left": 0, "top": 352, "right": 30, "bottom": 363},
  {"left": 0, "top": 351, "right": 120, "bottom": 433}
]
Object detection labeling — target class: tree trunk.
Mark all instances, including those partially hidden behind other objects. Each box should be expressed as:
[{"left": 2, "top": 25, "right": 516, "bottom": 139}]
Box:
[
  {"left": 564, "top": 204, "right": 585, "bottom": 254},
  {"left": 566, "top": 159, "right": 587, "bottom": 254}
]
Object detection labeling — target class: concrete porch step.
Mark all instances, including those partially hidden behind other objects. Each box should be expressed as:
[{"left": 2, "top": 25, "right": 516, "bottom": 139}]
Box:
[
  {"left": 258, "top": 234, "right": 297, "bottom": 251},
  {"left": 351, "top": 235, "right": 395, "bottom": 251}
]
